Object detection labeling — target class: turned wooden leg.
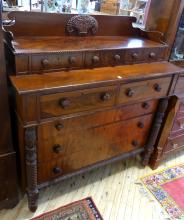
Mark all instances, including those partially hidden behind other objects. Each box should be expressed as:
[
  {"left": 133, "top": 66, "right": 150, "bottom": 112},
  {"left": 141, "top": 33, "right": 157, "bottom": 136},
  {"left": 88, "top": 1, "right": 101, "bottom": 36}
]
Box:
[
  {"left": 25, "top": 127, "right": 39, "bottom": 212},
  {"left": 142, "top": 98, "right": 169, "bottom": 166}
]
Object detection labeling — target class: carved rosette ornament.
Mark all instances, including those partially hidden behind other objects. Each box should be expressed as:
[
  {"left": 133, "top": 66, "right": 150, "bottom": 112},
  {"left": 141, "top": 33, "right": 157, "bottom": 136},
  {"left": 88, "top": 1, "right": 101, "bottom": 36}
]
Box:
[
  {"left": 25, "top": 127, "right": 39, "bottom": 212},
  {"left": 66, "top": 15, "right": 98, "bottom": 36}
]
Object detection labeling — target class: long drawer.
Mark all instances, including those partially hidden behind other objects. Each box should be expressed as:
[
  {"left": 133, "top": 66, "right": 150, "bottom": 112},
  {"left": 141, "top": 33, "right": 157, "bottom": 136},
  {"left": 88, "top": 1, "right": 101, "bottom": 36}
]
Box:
[
  {"left": 37, "top": 113, "right": 154, "bottom": 183},
  {"left": 40, "top": 86, "right": 117, "bottom": 118},
  {"left": 118, "top": 77, "right": 171, "bottom": 104}
]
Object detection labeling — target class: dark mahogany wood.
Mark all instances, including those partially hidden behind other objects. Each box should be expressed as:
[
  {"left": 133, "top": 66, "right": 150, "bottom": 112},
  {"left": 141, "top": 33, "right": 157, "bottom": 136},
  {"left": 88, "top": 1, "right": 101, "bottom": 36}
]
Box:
[
  {"left": 0, "top": 2, "right": 19, "bottom": 209},
  {"left": 142, "top": 98, "right": 169, "bottom": 166},
  {"left": 6, "top": 11, "right": 184, "bottom": 212},
  {"left": 3, "top": 12, "right": 168, "bottom": 75},
  {"left": 25, "top": 127, "right": 39, "bottom": 212}
]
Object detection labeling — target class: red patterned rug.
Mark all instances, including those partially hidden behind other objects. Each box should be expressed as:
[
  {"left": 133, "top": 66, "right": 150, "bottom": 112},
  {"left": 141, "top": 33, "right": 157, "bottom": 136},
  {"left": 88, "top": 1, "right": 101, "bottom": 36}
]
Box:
[
  {"left": 141, "top": 164, "right": 184, "bottom": 220},
  {"left": 30, "top": 197, "right": 103, "bottom": 220}
]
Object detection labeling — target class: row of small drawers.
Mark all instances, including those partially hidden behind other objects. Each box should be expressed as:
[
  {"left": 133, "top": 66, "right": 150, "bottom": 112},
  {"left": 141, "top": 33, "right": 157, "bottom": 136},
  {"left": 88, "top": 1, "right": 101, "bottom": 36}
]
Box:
[
  {"left": 37, "top": 112, "right": 154, "bottom": 183},
  {"left": 15, "top": 47, "right": 166, "bottom": 74},
  {"left": 40, "top": 76, "right": 171, "bottom": 119}
]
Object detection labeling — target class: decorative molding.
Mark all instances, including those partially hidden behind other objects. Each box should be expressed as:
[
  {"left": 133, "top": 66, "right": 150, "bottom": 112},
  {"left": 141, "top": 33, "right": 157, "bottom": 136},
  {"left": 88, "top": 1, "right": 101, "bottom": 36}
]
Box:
[
  {"left": 66, "top": 15, "right": 98, "bottom": 36},
  {"left": 142, "top": 98, "right": 169, "bottom": 166},
  {"left": 25, "top": 127, "right": 39, "bottom": 212}
]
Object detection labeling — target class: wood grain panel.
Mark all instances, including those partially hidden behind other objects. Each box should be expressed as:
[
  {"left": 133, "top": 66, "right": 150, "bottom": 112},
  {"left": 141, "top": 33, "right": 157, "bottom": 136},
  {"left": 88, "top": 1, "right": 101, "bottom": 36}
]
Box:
[
  {"left": 37, "top": 113, "right": 154, "bottom": 183},
  {"left": 118, "top": 77, "right": 171, "bottom": 104},
  {"left": 40, "top": 86, "right": 117, "bottom": 118}
]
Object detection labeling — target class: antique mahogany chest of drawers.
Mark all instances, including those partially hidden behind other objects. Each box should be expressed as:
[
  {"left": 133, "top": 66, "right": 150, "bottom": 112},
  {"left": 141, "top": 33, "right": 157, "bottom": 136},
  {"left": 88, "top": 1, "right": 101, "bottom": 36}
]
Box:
[{"left": 4, "top": 11, "right": 184, "bottom": 211}]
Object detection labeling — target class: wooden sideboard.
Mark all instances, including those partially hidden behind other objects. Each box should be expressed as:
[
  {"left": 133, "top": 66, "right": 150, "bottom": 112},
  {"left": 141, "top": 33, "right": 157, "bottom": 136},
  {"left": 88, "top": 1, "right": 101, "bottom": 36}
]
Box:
[
  {"left": 0, "top": 2, "right": 18, "bottom": 209},
  {"left": 3, "top": 11, "right": 184, "bottom": 211}
]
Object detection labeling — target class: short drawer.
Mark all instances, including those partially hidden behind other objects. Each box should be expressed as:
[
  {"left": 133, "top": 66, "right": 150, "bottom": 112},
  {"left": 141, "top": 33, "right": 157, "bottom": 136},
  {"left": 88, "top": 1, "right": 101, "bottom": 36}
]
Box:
[
  {"left": 40, "top": 86, "right": 117, "bottom": 118},
  {"left": 164, "top": 134, "right": 184, "bottom": 153},
  {"left": 118, "top": 77, "right": 171, "bottom": 104},
  {"left": 37, "top": 113, "right": 153, "bottom": 166},
  {"left": 31, "top": 52, "right": 83, "bottom": 73}
]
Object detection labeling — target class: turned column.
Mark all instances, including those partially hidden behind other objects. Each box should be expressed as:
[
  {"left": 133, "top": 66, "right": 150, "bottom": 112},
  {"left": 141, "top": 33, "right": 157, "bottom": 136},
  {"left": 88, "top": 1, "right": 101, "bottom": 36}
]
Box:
[
  {"left": 25, "top": 126, "right": 39, "bottom": 212},
  {"left": 142, "top": 98, "right": 169, "bottom": 166}
]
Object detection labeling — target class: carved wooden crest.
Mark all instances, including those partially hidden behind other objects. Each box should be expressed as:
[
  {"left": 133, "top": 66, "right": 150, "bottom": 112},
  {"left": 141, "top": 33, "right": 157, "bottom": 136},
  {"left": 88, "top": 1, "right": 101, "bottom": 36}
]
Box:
[{"left": 66, "top": 15, "right": 98, "bottom": 36}]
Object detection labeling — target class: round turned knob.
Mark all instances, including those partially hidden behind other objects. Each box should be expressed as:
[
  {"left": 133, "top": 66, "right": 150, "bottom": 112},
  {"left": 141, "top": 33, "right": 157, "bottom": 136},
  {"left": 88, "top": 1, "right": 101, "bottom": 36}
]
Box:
[
  {"left": 92, "top": 56, "right": 100, "bottom": 64},
  {"left": 132, "top": 52, "right": 138, "bottom": 59},
  {"left": 53, "top": 167, "right": 62, "bottom": 174},
  {"left": 69, "top": 56, "right": 76, "bottom": 65},
  {"left": 149, "top": 52, "right": 156, "bottom": 59},
  {"left": 114, "top": 54, "right": 121, "bottom": 62},
  {"left": 41, "top": 59, "right": 49, "bottom": 67},
  {"left": 137, "top": 122, "right": 144, "bottom": 129},
  {"left": 53, "top": 144, "right": 63, "bottom": 154},
  {"left": 55, "top": 123, "right": 64, "bottom": 131},
  {"left": 132, "top": 140, "right": 139, "bottom": 147},
  {"left": 101, "top": 92, "right": 111, "bottom": 101},
  {"left": 126, "top": 88, "right": 135, "bottom": 97},
  {"left": 59, "top": 98, "right": 71, "bottom": 108},
  {"left": 142, "top": 102, "right": 150, "bottom": 109},
  {"left": 154, "top": 83, "right": 162, "bottom": 92}
]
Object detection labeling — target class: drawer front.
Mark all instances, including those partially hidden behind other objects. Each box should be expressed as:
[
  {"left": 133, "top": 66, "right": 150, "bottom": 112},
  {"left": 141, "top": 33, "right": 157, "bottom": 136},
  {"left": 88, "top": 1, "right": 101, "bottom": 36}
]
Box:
[
  {"left": 38, "top": 101, "right": 157, "bottom": 162},
  {"left": 40, "top": 86, "right": 117, "bottom": 118},
  {"left": 164, "top": 134, "right": 184, "bottom": 153},
  {"left": 31, "top": 52, "right": 83, "bottom": 73},
  {"left": 37, "top": 114, "right": 154, "bottom": 183},
  {"left": 124, "top": 47, "right": 166, "bottom": 64},
  {"left": 118, "top": 77, "right": 171, "bottom": 104}
]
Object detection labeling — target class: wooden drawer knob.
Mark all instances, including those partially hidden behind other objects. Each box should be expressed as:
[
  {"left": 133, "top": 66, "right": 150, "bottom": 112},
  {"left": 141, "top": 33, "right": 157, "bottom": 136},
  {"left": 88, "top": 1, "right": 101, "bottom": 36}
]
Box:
[
  {"left": 142, "top": 102, "right": 150, "bottom": 109},
  {"left": 55, "top": 123, "right": 64, "bottom": 131},
  {"left": 41, "top": 59, "right": 49, "bottom": 67},
  {"left": 69, "top": 56, "right": 76, "bottom": 65},
  {"left": 101, "top": 92, "right": 111, "bottom": 101},
  {"left": 149, "top": 52, "right": 156, "bottom": 58},
  {"left": 53, "top": 167, "right": 62, "bottom": 174},
  {"left": 154, "top": 83, "right": 162, "bottom": 92},
  {"left": 59, "top": 98, "right": 71, "bottom": 108},
  {"left": 53, "top": 144, "right": 63, "bottom": 153},
  {"left": 132, "top": 53, "right": 138, "bottom": 59},
  {"left": 114, "top": 54, "right": 121, "bottom": 62},
  {"left": 132, "top": 140, "right": 139, "bottom": 147},
  {"left": 126, "top": 88, "right": 135, "bottom": 97},
  {"left": 92, "top": 56, "right": 100, "bottom": 64},
  {"left": 137, "top": 122, "right": 144, "bottom": 128}
]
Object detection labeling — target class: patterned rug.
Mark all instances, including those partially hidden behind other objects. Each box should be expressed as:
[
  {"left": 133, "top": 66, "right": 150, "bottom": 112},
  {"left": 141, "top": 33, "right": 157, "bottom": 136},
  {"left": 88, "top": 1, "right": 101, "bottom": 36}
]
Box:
[
  {"left": 30, "top": 197, "right": 103, "bottom": 220},
  {"left": 141, "top": 164, "right": 184, "bottom": 220}
]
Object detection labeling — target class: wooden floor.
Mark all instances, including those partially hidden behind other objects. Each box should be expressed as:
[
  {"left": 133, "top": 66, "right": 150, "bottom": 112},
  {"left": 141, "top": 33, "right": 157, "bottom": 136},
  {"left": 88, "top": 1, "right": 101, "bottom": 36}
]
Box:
[{"left": 0, "top": 151, "right": 184, "bottom": 220}]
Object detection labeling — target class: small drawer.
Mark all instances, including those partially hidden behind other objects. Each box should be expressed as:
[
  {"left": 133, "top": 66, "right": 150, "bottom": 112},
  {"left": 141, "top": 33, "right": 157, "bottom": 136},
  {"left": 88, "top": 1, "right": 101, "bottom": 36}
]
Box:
[
  {"left": 124, "top": 48, "right": 165, "bottom": 64},
  {"left": 31, "top": 52, "right": 83, "bottom": 73},
  {"left": 164, "top": 134, "right": 184, "bottom": 153},
  {"left": 40, "top": 86, "right": 117, "bottom": 118},
  {"left": 124, "top": 48, "right": 145, "bottom": 64},
  {"left": 118, "top": 77, "right": 171, "bottom": 104},
  {"left": 84, "top": 52, "right": 101, "bottom": 68},
  {"left": 37, "top": 113, "right": 153, "bottom": 163},
  {"left": 100, "top": 50, "right": 124, "bottom": 66}
]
